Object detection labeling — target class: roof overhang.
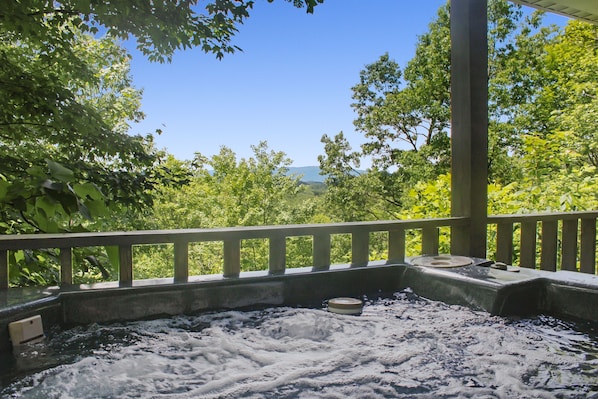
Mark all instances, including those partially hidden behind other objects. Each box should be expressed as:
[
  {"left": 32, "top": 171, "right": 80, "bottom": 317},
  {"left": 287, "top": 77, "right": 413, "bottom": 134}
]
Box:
[{"left": 510, "top": 0, "right": 598, "bottom": 25}]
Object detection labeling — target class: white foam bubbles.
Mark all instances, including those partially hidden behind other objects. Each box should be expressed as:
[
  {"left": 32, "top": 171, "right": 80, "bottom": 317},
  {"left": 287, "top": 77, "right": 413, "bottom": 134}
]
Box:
[{"left": 2, "top": 291, "right": 598, "bottom": 398}]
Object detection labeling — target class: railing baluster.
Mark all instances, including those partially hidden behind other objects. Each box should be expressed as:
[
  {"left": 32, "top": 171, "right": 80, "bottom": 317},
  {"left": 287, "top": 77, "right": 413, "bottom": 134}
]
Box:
[
  {"left": 0, "top": 213, "right": 596, "bottom": 291},
  {"left": 388, "top": 228, "right": 405, "bottom": 264},
  {"left": 313, "top": 232, "right": 331, "bottom": 271},
  {"left": 520, "top": 221, "right": 537, "bottom": 268},
  {"left": 540, "top": 221, "right": 558, "bottom": 272},
  {"left": 496, "top": 222, "right": 514, "bottom": 264},
  {"left": 223, "top": 239, "right": 241, "bottom": 278},
  {"left": 351, "top": 230, "right": 369, "bottom": 267},
  {"left": 119, "top": 244, "right": 133, "bottom": 285},
  {"left": 0, "top": 249, "right": 7, "bottom": 290},
  {"left": 59, "top": 247, "right": 73, "bottom": 286},
  {"left": 269, "top": 236, "right": 286, "bottom": 275},
  {"left": 422, "top": 227, "right": 439, "bottom": 256},
  {"left": 174, "top": 240, "right": 189, "bottom": 283},
  {"left": 561, "top": 219, "right": 578, "bottom": 272},
  {"left": 580, "top": 218, "right": 597, "bottom": 274}
]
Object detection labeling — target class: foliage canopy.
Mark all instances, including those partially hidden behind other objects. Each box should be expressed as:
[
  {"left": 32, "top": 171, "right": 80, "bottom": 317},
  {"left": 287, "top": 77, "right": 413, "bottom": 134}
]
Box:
[
  {"left": 2, "top": 0, "right": 597, "bottom": 286},
  {"left": 319, "top": 0, "right": 598, "bottom": 220}
]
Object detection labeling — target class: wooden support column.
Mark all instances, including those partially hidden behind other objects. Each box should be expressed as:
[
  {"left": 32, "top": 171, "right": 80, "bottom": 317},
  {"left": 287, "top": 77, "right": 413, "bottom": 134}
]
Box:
[
  {"left": 540, "top": 221, "right": 558, "bottom": 271},
  {"left": 223, "top": 239, "right": 241, "bottom": 278},
  {"left": 313, "top": 232, "right": 331, "bottom": 271},
  {"left": 387, "top": 228, "right": 405, "bottom": 264},
  {"left": 496, "top": 222, "right": 514, "bottom": 264},
  {"left": 561, "top": 219, "right": 578, "bottom": 271},
  {"left": 59, "top": 247, "right": 73, "bottom": 286},
  {"left": 269, "top": 236, "right": 286, "bottom": 275},
  {"left": 119, "top": 244, "right": 133, "bottom": 286},
  {"left": 0, "top": 249, "right": 7, "bottom": 290},
  {"left": 580, "top": 218, "right": 597, "bottom": 274},
  {"left": 174, "top": 240, "right": 189, "bottom": 283},
  {"left": 351, "top": 230, "right": 369, "bottom": 267},
  {"left": 422, "top": 227, "right": 439, "bottom": 256},
  {"left": 520, "top": 221, "right": 537, "bottom": 268},
  {"left": 450, "top": 0, "right": 488, "bottom": 258}
]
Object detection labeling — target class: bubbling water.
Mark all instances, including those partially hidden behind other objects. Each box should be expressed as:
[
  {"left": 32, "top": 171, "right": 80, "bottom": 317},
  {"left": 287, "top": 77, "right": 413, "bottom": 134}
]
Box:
[{"left": 2, "top": 289, "right": 597, "bottom": 398}]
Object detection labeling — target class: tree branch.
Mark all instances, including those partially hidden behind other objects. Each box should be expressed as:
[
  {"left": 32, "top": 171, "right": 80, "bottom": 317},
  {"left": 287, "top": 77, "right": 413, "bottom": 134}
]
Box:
[{"left": 19, "top": 211, "right": 43, "bottom": 233}]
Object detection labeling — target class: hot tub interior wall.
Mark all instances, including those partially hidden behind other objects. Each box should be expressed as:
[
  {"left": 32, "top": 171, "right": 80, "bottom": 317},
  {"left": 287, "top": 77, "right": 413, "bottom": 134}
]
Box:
[{"left": 2, "top": 262, "right": 598, "bottom": 353}]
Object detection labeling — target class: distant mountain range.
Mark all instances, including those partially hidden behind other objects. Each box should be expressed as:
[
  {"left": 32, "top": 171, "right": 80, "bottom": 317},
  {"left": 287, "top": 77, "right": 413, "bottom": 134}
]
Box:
[
  {"left": 208, "top": 166, "right": 362, "bottom": 183},
  {"left": 286, "top": 166, "right": 325, "bottom": 183},
  {"left": 286, "top": 166, "right": 365, "bottom": 183}
]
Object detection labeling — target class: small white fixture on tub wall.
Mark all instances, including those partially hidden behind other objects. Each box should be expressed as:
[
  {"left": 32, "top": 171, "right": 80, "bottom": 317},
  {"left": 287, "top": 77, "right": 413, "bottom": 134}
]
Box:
[{"left": 8, "top": 315, "right": 45, "bottom": 346}]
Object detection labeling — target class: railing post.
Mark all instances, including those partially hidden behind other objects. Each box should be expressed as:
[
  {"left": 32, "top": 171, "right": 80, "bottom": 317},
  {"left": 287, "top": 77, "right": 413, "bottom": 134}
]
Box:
[
  {"left": 313, "top": 232, "right": 331, "bottom": 271},
  {"left": 59, "top": 247, "right": 73, "bottom": 286},
  {"left": 351, "top": 230, "right": 369, "bottom": 267},
  {"left": 0, "top": 249, "right": 7, "bottom": 290},
  {"left": 422, "top": 227, "right": 439, "bottom": 256},
  {"left": 119, "top": 244, "right": 133, "bottom": 285},
  {"left": 388, "top": 228, "right": 405, "bottom": 264},
  {"left": 520, "top": 221, "right": 537, "bottom": 268},
  {"left": 561, "top": 219, "right": 578, "bottom": 271},
  {"left": 174, "top": 240, "right": 189, "bottom": 283},
  {"left": 269, "top": 236, "right": 286, "bottom": 275},
  {"left": 580, "top": 218, "right": 597, "bottom": 274},
  {"left": 540, "top": 221, "right": 558, "bottom": 272},
  {"left": 496, "top": 222, "right": 514, "bottom": 264},
  {"left": 223, "top": 239, "right": 241, "bottom": 278}
]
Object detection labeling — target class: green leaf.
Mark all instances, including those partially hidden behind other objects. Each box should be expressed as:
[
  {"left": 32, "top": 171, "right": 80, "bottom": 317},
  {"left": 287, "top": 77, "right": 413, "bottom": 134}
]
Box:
[
  {"left": 105, "top": 246, "right": 120, "bottom": 269},
  {"left": 46, "top": 160, "right": 75, "bottom": 182},
  {"left": 35, "top": 196, "right": 57, "bottom": 219},
  {"left": 77, "top": 201, "right": 93, "bottom": 221},
  {"left": 85, "top": 199, "right": 109, "bottom": 218},
  {"left": 41, "top": 180, "right": 64, "bottom": 192},
  {"left": 72, "top": 182, "right": 104, "bottom": 201},
  {"left": 26, "top": 166, "right": 46, "bottom": 178}
]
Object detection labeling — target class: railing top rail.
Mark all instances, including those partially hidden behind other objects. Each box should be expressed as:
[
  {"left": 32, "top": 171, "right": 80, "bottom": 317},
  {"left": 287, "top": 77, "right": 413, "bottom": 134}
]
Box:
[
  {"left": 0, "top": 217, "right": 469, "bottom": 251},
  {"left": 488, "top": 211, "right": 598, "bottom": 224},
  {"left": 2, "top": 210, "right": 596, "bottom": 251}
]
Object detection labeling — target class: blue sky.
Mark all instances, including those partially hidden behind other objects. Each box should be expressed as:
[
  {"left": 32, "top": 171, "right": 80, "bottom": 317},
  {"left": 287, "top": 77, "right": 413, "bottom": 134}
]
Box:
[{"left": 125, "top": 0, "right": 568, "bottom": 167}]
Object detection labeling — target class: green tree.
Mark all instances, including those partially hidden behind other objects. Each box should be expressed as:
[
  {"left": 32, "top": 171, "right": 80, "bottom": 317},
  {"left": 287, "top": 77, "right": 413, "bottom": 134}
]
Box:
[
  {"left": 0, "top": 26, "right": 186, "bottom": 285},
  {"left": 1, "top": 0, "right": 324, "bottom": 285},
  {"left": 318, "top": 132, "right": 393, "bottom": 221},
  {"left": 0, "top": 27, "right": 166, "bottom": 235},
  {"left": 0, "top": 0, "right": 325, "bottom": 236},
  {"left": 139, "top": 142, "right": 317, "bottom": 276},
  {"left": 321, "top": 1, "right": 590, "bottom": 222},
  {"left": 348, "top": 1, "right": 544, "bottom": 186},
  {"left": 189, "top": 141, "right": 303, "bottom": 227},
  {"left": 347, "top": 4, "right": 453, "bottom": 207},
  {"left": 542, "top": 21, "right": 598, "bottom": 172},
  {"left": 492, "top": 20, "right": 598, "bottom": 212},
  {"left": 0, "top": 0, "right": 323, "bottom": 62}
]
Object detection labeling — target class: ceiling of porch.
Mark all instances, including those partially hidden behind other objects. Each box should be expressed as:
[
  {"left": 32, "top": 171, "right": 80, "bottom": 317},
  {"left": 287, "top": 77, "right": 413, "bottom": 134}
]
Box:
[{"left": 511, "top": 0, "right": 598, "bottom": 24}]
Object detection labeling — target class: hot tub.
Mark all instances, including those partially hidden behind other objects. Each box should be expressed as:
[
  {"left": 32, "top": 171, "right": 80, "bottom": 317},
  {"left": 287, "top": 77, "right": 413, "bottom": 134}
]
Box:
[
  {"left": 2, "top": 290, "right": 597, "bottom": 398},
  {"left": 1, "top": 259, "right": 598, "bottom": 397}
]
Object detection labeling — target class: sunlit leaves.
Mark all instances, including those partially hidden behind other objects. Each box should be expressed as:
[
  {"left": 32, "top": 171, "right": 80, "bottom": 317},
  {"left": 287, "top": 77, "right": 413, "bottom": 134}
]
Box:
[
  {"left": 0, "top": 0, "right": 259, "bottom": 62},
  {"left": 323, "top": 1, "right": 597, "bottom": 223},
  {"left": 0, "top": 23, "right": 166, "bottom": 235},
  {"left": 318, "top": 132, "right": 392, "bottom": 221},
  {"left": 0, "top": 0, "right": 322, "bottom": 63}
]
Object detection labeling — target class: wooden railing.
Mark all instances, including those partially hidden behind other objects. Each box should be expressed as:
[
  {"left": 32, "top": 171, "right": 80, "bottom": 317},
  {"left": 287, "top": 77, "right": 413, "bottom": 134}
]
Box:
[
  {"left": 488, "top": 211, "right": 598, "bottom": 274},
  {"left": 0, "top": 217, "right": 467, "bottom": 289},
  {"left": 0, "top": 211, "right": 596, "bottom": 290}
]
